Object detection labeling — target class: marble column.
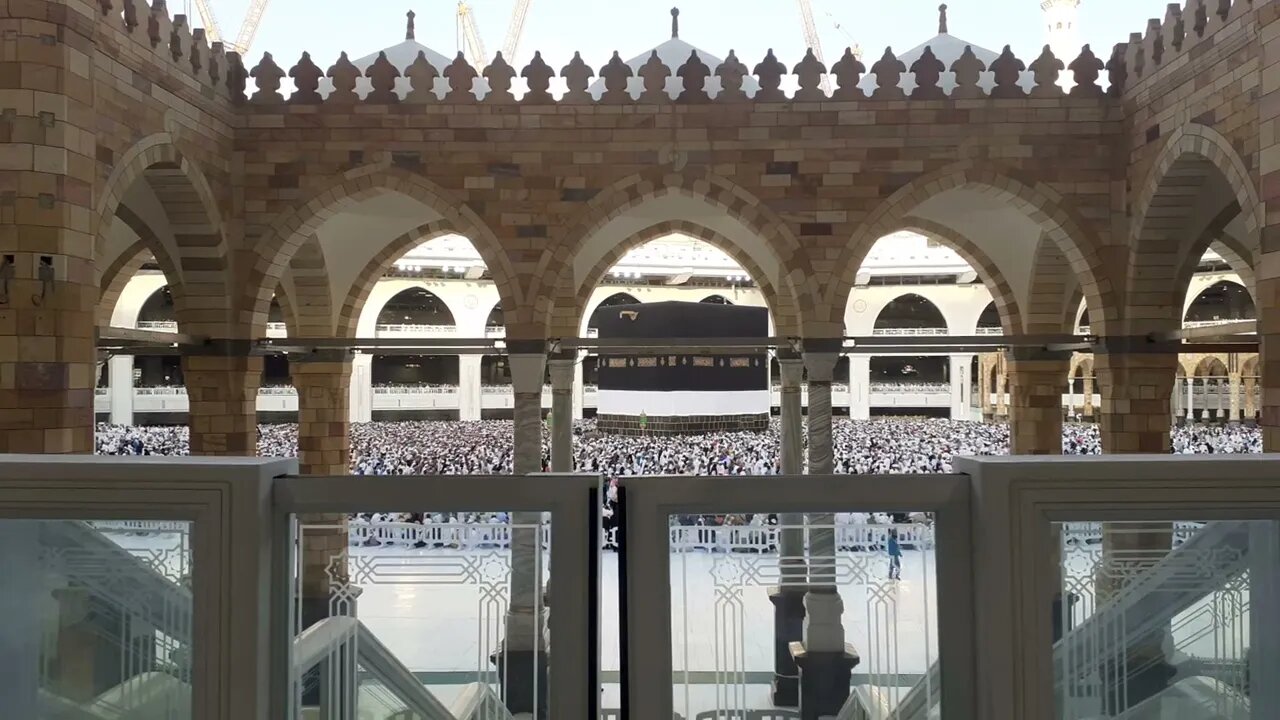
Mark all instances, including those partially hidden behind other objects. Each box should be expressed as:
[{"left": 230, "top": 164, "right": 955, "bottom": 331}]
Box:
[
  {"left": 505, "top": 349, "right": 548, "bottom": 716},
  {"left": 948, "top": 355, "right": 969, "bottom": 421},
  {"left": 979, "top": 360, "right": 991, "bottom": 419},
  {"left": 348, "top": 353, "right": 372, "bottom": 423},
  {"left": 1229, "top": 374, "right": 1241, "bottom": 423},
  {"left": 183, "top": 354, "right": 262, "bottom": 456},
  {"left": 108, "top": 355, "right": 134, "bottom": 426},
  {"left": 995, "top": 369, "right": 1008, "bottom": 419},
  {"left": 770, "top": 353, "right": 808, "bottom": 706},
  {"left": 1245, "top": 377, "right": 1257, "bottom": 420},
  {"left": 847, "top": 355, "right": 870, "bottom": 420},
  {"left": 572, "top": 358, "right": 585, "bottom": 420},
  {"left": 794, "top": 344, "right": 855, "bottom": 718},
  {"left": 458, "top": 355, "right": 482, "bottom": 421},
  {"left": 1082, "top": 373, "right": 1094, "bottom": 420},
  {"left": 548, "top": 356, "right": 574, "bottom": 472},
  {"left": 1186, "top": 376, "right": 1195, "bottom": 422}
]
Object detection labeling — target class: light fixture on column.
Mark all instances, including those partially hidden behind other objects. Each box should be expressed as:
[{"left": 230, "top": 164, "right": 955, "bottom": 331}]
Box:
[
  {"left": 33, "top": 255, "right": 54, "bottom": 306},
  {"left": 0, "top": 254, "right": 12, "bottom": 305}
]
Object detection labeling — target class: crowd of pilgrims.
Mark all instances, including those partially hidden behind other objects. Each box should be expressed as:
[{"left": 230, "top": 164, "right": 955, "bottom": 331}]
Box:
[{"left": 96, "top": 417, "right": 1263, "bottom": 473}]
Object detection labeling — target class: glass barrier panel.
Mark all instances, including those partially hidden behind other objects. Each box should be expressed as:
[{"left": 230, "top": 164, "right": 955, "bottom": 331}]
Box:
[
  {"left": 292, "top": 511, "right": 552, "bottom": 720},
  {"left": 667, "top": 511, "right": 940, "bottom": 720},
  {"left": 0, "top": 518, "right": 193, "bottom": 720},
  {"left": 1055, "top": 519, "right": 1272, "bottom": 720}
]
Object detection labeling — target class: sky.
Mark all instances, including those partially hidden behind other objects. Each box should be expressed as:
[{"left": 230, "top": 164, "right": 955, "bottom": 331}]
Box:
[{"left": 181, "top": 0, "right": 1169, "bottom": 73}]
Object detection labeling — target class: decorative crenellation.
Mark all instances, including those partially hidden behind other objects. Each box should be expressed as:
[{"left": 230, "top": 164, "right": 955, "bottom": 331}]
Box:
[
  {"left": 241, "top": 43, "right": 1121, "bottom": 106},
  {"left": 1118, "top": 0, "right": 1254, "bottom": 90},
  {"left": 95, "top": 0, "right": 245, "bottom": 102}
]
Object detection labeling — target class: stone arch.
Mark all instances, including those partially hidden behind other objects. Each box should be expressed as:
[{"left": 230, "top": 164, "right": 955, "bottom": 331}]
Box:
[
  {"left": 1194, "top": 355, "right": 1229, "bottom": 377},
  {"left": 336, "top": 221, "right": 468, "bottom": 338},
  {"left": 536, "top": 168, "right": 813, "bottom": 335},
  {"left": 248, "top": 165, "right": 513, "bottom": 337},
  {"left": 899, "top": 216, "right": 1023, "bottom": 335},
  {"left": 98, "top": 239, "right": 152, "bottom": 328},
  {"left": 1026, "top": 235, "right": 1084, "bottom": 334},
  {"left": 1242, "top": 354, "right": 1260, "bottom": 378},
  {"left": 373, "top": 287, "right": 459, "bottom": 328},
  {"left": 272, "top": 284, "right": 300, "bottom": 339},
  {"left": 1128, "top": 124, "right": 1262, "bottom": 333},
  {"left": 559, "top": 220, "right": 798, "bottom": 339},
  {"left": 96, "top": 134, "right": 231, "bottom": 334},
  {"left": 832, "top": 160, "right": 1114, "bottom": 334},
  {"left": 281, "top": 234, "right": 337, "bottom": 337},
  {"left": 1182, "top": 278, "right": 1255, "bottom": 325},
  {"left": 871, "top": 293, "right": 949, "bottom": 332}
]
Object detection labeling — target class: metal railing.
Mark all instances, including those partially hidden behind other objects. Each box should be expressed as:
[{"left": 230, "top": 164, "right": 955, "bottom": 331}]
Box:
[{"left": 870, "top": 327, "right": 949, "bottom": 336}]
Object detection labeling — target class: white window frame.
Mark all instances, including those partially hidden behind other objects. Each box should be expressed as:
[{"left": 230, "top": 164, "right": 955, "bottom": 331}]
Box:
[
  {"left": 0, "top": 455, "right": 293, "bottom": 720},
  {"left": 273, "top": 471, "right": 602, "bottom": 720},
  {"left": 619, "top": 473, "right": 975, "bottom": 719},
  {"left": 957, "top": 454, "right": 1280, "bottom": 720}
]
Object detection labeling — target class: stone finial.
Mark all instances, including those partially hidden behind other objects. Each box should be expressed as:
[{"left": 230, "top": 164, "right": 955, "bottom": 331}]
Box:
[
  {"left": 938, "top": 3, "right": 949, "bottom": 34},
  {"left": 1164, "top": 3, "right": 1186, "bottom": 52},
  {"left": 714, "top": 50, "right": 750, "bottom": 101},
  {"left": 227, "top": 51, "right": 248, "bottom": 101},
  {"left": 1126, "top": 31, "right": 1146, "bottom": 78},
  {"left": 1029, "top": 45, "right": 1064, "bottom": 96},
  {"left": 249, "top": 52, "right": 285, "bottom": 103},
  {"left": 406, "top": 9, "right": 416, "bottom": 41},
  {"left": 1068, "top": 44, "right": 1104, "bottom": 97},
  {"left": 121, "top": 0, "right": 142, "bottom": 32},
  {"left": 950, "top": 45, "right": 985, "bottom": 99},
  {"left": 483, "top": 52, "right": 516, "bottom": 103},
  {"left": 870, "top": 47, "right": 906, "bottom": 99},
  {"left": 638, "top": 51, "right": 671, "bottom": 102},
  {"left": 366, "top": 51, "right": 401, "bottom": 103},
  {"left": 753, "top": 49, "right": 787, "bottom": 102},
  {"left": 405, "top": 51, "right": 439, "bottom": 103},
  {"left": 1189, "top": 0, "right": 1209, "bottom": 39},
  {"left": 443, "top": 52, "right": 478, "bottom": 102},
  {"left": 521, "top": 51, "right": 555, "bottom": 103},
  {"left": 677, "top": 51, "right": 711, "bottom": 102},
  {"left": 909, "top": 46, "right": 945, "bottom": 99},
  {"left": 560, "top": 52, "right": 594, "bottom": 103},
  {"left": 1145, "top": 18, "right": 1164, "bottom": 66},
  {"left": 148, "top": 0, "right": 172, "bottom": 51},
  {"left": 1106, "top": 42, "right": 1128, "bottom": 96},
  {"left": 988, "top": 45, "right": 1026, "bottom": 98},
  {"left": 288, "top": 52, "right": 323, "bottom": 104},
  {"left": 327, "top": 52, "right": 361, "bottom": 103},
  {"left": 600, "top": 51, "right": 633, "bottom": 102},
  {"left": 190, "top": 27, "right": 207, "bottom": 77},
  {"left": 1213, "top": 0, "right": 1231, "bottom": 23},
  {"left": 98, "top": 0, "right": 113, "bottom": 15},
  {"left": 830, "top": 47, "right": 866, "bottom": 100},
  {"left": 170, "top": 13, "right": 191, "bottom": 62},
  {"left": 207, "top": 41, "right": 225, "bottom": 86},
  {"left": 671, "top": 7, "right": 680, "bottom": 38},
  {"left": 793, "top": 48, "right": 827, "bottom": 101}
]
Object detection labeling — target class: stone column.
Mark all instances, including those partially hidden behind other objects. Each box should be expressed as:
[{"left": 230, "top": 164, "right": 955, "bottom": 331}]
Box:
[
  {"left": 0, "top": 1, "right": 97, "bottom": 454},
  {"left": 348, "top": 353, "right": 372, "bottom": 423},
  {"left": 458, "top": 355, "right": 482, "bottom": 421},
  {"left": 794, "top": 343, "right": 855, "bottom": 719},
  {"left": 1245, "top": 377, "right": 1257, "bottom": 421},
  {"left": 949, "top": 355, "right": 969, "bottom": 421},
  {"left": 1093, "top": 350, "right": 1176, "bottom": 708},
  {"left": 183, "top": 353, "right": 262, "bottom": 456},
  {"left": 847, "top": 355, "right": 870, "bottom": 420},
  {"left": 108, "top": 355, "right": 134, "bottom": 426},
  {"left": 547, "top": 355, "right": 574, "bottom": 472},
  {"left": 292, "top": 352, "right": 354, "bottom": 633},
  {"left": 572, "top": 357, "right": 585, "bottom": 420},
  {"left": 1006, "top": 350, "right": 1069, "bottom": 455},
  {"left": 1229, "top": 373, "right": 1241, "bottom": 423},
  {"left": 504, "top": 348, "right": 548, "bottom": 716},
  {"left": 979, "top": 359, "right": 991, "bottom": 419},
  {"left": 1082, "top": 372, "right": 1094, "bottom": 420},
  {"left": 995, "top": 369, "right": 1008, "bottom": 419},
  {"left": 770, "top": 353, "right": 808, "bottom": 706},
  {"left": 1186, "top": 376, "right": 1195, "bottom": 422}
]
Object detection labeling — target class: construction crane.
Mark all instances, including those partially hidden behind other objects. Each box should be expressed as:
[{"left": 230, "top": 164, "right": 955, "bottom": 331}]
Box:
[
  {"left": 796, "top": 0, "right": 831, "bottom": 93},
  {"left": 456, "top": 0, "right": 533, "bottom": 69},
  {"left": 190, "top": 0, "right": 271, "bottom": 56}
]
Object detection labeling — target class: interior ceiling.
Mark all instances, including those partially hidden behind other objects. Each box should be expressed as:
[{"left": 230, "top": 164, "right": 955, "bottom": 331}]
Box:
[
  {"left": 572, "top": 193, "right": 781, "bottom": 290},
  {"left": 117, "top": 179, "right": 181, "bottom": 280},
  {"left": 316, "top": 193, "right": 447, "bottom": 314},
  {"left": 911, "top": 189, "right": 1042, "bottom": 321}
]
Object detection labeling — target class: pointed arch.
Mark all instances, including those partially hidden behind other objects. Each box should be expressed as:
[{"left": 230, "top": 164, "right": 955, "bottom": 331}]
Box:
[
  {"left": 535, "top": 167, "right": 814, "bottom": 335},
  {"left": 248, "top": 165, "right": 513, "bottom": 337},
  {"left": 832, "top": 160, "right": 1114, "bottom": 334},
  {"left": 898, "top": 216, "right": 1024, "bottom": 335},
  {"left": 1128, "top": 123, "right": 1262, "bottom": 333}
]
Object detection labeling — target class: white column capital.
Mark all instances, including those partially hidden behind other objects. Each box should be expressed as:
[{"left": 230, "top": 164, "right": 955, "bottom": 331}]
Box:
[
  {"left": 778, "top": 357, "right": 805, "bottom": 388},
  {"left": 802, "top": 351, "right": 839, "bottom": 382},
  {"left": 548, "top": 356, "right": 575, "bottom": 391}
]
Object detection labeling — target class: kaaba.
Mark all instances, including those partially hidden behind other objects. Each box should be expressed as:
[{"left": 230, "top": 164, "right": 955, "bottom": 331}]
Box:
[{"left": 593, "top": 301, "right": 769, "bottom": 435}]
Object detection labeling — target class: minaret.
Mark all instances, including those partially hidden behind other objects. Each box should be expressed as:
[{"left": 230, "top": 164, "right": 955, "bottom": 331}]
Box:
[{"left": 1042, "top": 0, "right": 1081, "bottom": 63}]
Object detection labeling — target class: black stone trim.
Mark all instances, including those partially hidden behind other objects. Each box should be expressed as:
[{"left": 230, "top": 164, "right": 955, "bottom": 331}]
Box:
[
  {"left": 181, "top": 339, "right": 258, "bottom": 357},
  {"left": 1006, "top": 346, "right": 1072, "bottom": 362},
  {"left": 506, "top": 339, "right": 548, "bottom": 355},
  {"left": 801, "top": 338, "right": 843, "bottom": 354}
]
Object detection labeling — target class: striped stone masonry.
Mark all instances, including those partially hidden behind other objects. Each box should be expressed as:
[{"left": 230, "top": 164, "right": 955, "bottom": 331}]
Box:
[
  {"left": 1006, "top": 354, "right": 1070, "bottom": 455},
  {"left": 181, "top": 354, "right": 262, "bottom": 456}
]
